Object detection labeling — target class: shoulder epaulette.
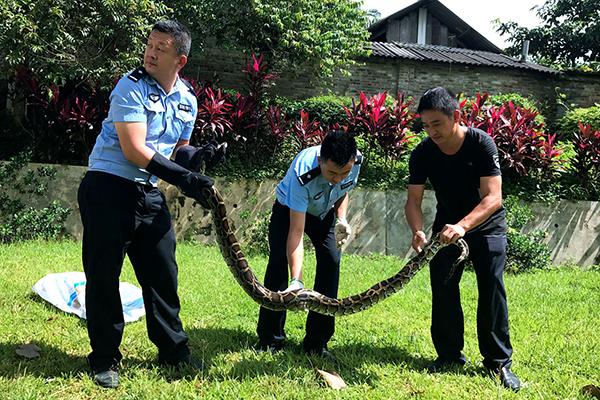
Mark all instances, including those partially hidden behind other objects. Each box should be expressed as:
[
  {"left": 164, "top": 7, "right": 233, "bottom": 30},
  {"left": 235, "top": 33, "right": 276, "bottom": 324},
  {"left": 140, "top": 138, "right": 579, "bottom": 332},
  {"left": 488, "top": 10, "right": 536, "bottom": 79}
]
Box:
[
  {"left": 127, "top": 67, "right": 147, "bottom": 83},
  {"left": 297, "top": 167, "right": 321, "bottom": 186},
  {"left": 181, "top": 78, "right": 195, "bottom": 94},
  {"left": 355, "top": 154, "right": 363, "bottom": 165}
]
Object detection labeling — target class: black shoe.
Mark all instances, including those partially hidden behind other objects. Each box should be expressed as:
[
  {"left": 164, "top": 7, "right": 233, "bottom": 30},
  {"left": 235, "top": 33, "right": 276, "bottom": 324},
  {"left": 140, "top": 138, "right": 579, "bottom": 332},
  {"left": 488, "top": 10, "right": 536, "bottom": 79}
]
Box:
[
  {"left": 255, "top": 340, "right": 284, "bottom": 353},
  {"left": 490, "top": 366, "right": 521, "bottom": 391},
  {"left": 93, "top": 369, "right": 119, "bottom": 388},
  {"left": 426, "top": 357, "right": 466, "bottom": 373}
]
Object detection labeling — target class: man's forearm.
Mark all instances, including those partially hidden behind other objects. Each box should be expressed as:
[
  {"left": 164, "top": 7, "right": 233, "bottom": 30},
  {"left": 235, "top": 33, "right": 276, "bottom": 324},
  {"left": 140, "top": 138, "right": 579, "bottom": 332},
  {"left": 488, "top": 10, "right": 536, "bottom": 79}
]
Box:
[
  {"left": 334, "top": 193, "right": 349, "bottom": 219},
  {"left": 286, "top": 229, "right": 304, "bottom": 279},
  {"left": 457, "top": 194, "right": 502, "bottom": 232},
  {"left": 405, "top": 202, "right": 424, "bottom": 234}
]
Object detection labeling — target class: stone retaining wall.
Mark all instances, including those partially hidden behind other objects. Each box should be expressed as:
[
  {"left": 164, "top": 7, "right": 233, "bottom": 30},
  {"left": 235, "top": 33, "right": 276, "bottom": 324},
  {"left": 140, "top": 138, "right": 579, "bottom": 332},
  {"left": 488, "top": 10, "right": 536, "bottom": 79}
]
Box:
[{"left": 18, "top": 163, "right": 600, "bottom": 266}]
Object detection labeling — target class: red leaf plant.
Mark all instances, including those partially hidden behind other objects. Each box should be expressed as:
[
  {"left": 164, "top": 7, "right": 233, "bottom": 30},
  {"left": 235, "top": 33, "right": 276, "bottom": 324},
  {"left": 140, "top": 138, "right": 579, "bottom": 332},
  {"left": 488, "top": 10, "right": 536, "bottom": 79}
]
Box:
[
  {"left": 292, "top": 110, "right": 325, "bottom": 149},
  {"left": 242, "top": 53, "right": 277, "bottom": 99},
  {"left": 195, "top": 87, "right": 233, "bottom": 140},
  {"left": 571, "top": 122, "right": 600, "bottom": 186},
  {"left": 460, "top": 93, "right": 562, "bottom": 177},
  {"left": 343, "top": 91, "right": 416, "bottom": 162},
  {"left": 266, "top": 105, "right": 289, "bottom": 143}
]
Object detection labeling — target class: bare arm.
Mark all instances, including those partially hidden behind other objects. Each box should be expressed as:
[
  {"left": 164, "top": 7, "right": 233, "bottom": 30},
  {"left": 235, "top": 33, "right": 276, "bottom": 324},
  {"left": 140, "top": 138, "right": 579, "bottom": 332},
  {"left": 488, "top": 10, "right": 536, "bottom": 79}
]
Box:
[
  {"left": 405, "top": 184, "right": 428, "bottom": 252},
  {"left": 115, "top": 122, "right": 155, "bottom": 168},
  {"left": 287, "top": 210, "right": 306, "bottom": 281},
  {"left": 334, "top": 192, "right": 349, "bottom": 220},
  {"left": 440, "top": 175, "right": 503, "bottom": 243},
  {"left": 459, "top": 175, "right": 503, "bottom": 231}
]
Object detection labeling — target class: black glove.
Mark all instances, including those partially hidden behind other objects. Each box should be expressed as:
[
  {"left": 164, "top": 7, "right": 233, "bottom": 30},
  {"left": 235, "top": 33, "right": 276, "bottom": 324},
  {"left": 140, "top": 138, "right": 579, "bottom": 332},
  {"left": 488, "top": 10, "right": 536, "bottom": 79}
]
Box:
[
  {"left": 146, "top": 152, "right": 214, "bottom": 207},
  {"left": 174, "top": 141, "right": 227, "bottom": 172}
]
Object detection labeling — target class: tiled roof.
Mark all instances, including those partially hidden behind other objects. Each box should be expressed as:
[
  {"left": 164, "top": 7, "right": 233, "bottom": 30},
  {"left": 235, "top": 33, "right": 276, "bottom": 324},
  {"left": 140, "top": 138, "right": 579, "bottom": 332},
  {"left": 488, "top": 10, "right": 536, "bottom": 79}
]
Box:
[{"left": 371, "top": 42, "right": 559, "bottom": 75}]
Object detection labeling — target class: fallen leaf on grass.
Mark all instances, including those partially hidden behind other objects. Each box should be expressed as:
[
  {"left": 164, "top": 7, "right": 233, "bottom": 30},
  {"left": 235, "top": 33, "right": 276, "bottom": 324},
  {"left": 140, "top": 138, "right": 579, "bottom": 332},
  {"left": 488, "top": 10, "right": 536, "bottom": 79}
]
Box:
[
  {"left": 316, "top": 369, "right": 347, "bottom": 389},
  {"left": 16, "top": 343, "right": 41, "bottom": 359}
]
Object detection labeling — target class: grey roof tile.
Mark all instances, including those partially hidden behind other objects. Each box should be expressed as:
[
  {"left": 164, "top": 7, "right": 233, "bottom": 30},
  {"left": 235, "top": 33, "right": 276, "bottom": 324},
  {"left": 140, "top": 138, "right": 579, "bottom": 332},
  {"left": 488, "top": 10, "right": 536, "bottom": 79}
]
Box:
[{"left": 370, "top": 42, "right": 559, "bottom": 74}]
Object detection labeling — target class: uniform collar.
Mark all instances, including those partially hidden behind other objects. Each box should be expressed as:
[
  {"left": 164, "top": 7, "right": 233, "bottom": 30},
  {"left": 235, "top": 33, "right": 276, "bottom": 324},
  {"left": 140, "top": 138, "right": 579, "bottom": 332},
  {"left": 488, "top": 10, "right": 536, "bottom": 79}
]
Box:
[{"left": 144, "top": 74, "right": 186, "bottom": 97}]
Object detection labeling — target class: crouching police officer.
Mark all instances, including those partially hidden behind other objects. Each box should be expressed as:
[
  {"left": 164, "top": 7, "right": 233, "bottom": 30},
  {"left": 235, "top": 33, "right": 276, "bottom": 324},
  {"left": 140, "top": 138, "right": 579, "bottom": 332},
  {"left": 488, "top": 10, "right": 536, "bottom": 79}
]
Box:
[
  {"left": 77, "top": 20, "right": 223, "bottom": 388},
  {"left": 256, "top": 130, "right": 362, "bottom": 358}
]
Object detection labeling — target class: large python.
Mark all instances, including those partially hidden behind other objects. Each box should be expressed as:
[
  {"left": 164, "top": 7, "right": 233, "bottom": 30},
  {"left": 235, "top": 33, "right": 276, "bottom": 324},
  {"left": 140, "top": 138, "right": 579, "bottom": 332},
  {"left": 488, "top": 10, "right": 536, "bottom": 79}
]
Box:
[{"left": 200, "top": 186, "right": 469, "bottom": 317}]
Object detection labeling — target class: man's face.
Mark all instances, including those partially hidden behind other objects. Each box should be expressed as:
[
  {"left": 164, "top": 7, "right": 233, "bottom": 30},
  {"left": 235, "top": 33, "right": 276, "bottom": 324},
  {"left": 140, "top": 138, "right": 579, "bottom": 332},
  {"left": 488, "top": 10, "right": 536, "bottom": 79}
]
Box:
[
  {"left": 144, "top": 30, "right": 185, "bottom": 78},
  {"left": 318, "top": 158, "right": 355, "bottom": 185},
  {"left": 420, "top": 109, "right": 459, "bottom": 146}
]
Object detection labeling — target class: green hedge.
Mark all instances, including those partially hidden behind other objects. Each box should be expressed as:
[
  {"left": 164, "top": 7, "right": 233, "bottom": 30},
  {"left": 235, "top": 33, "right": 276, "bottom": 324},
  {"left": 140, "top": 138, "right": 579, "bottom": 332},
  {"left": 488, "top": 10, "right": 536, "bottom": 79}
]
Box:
[
  {"left": 503, "top": 196, "right": 551, "bottom": 273},
  {"left": 0, "top": 153, "right": 71, "bottom": 243},
  {"left": 489, "top": 93, "right": 540, "bottom": 113},
  {"left": 558, "top": 105, "right": 600, "bottom": 136},
  {"left": 270, "top": 95, "right": 353, "bottom": 125}
]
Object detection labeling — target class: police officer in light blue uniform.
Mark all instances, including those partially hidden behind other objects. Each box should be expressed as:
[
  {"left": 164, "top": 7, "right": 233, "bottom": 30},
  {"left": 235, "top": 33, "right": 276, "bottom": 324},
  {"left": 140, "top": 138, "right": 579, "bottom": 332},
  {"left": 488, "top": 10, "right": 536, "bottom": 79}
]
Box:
[
  {"left": 78, "top": 20, "right": 219, "bottom": 388},
  {"left": 257, "top": 130, "right": 362, "bottom": 357},
  {"left": 276, "top": 146, "right": 361, "bottom": 220},
  {"left": 87, "top": 66, "right": 197, "bottom": 184}
]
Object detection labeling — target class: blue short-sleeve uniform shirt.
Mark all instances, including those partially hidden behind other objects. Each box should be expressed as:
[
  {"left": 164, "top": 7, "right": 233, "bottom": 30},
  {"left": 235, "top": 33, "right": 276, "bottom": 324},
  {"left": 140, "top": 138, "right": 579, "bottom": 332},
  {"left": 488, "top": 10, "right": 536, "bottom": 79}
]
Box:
[
  {"left": 88, "top": 67, "right": 198, "bottom": 185},
  {"left": 276, "top": 145, "right": 362, "bottom": 219}
]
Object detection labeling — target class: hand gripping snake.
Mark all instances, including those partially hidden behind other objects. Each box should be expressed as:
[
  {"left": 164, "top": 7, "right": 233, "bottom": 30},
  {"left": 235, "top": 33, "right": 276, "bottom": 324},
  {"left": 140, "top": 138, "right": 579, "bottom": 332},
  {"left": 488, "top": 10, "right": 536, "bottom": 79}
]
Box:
[{"left": 199, "top": 186, "right": 469, "bottom": 317}]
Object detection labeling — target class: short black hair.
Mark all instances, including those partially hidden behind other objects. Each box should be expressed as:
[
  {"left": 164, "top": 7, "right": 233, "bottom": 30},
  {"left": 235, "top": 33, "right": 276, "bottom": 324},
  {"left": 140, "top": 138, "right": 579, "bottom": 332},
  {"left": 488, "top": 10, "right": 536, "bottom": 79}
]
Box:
[
  {"left": 417, "top": 87, "right": 458, "bottom": 117},
  {"left": 320, "top": 130, "right": 357, "bottom": 167},
  {"left": 152, "top": 20, "right": 191, "bottom": 56}
]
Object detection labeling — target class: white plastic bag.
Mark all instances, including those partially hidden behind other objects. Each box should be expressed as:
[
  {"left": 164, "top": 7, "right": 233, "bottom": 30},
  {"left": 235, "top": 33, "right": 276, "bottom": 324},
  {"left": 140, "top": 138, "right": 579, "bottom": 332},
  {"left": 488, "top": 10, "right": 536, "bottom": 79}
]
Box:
[{"left": 32, "top": 272, "right": 145, "bottom": 323}]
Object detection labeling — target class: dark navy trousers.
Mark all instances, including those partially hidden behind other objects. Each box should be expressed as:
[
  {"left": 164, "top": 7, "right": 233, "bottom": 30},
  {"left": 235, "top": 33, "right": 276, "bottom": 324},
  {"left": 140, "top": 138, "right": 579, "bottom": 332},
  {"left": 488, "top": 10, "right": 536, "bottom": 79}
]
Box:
[
  {"left": 78, "top": 171, "right": 189, "bottom": 372},
  {"left": 429, "top": 233, "right": 513, "bottom": 369},
  {"left": 257, "top": 201, "right": 341, "bottom": 352}
]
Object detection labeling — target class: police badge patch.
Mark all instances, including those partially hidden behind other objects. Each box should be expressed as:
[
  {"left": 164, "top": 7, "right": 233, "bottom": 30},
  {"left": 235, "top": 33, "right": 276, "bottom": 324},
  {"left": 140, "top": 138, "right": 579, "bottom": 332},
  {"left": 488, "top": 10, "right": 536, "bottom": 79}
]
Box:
[
  {"left": 149, "top": 93, "right": 160, "bottom": 102},
  {"left": 178, "top": 104, "right": 192, "bottom": 112}
]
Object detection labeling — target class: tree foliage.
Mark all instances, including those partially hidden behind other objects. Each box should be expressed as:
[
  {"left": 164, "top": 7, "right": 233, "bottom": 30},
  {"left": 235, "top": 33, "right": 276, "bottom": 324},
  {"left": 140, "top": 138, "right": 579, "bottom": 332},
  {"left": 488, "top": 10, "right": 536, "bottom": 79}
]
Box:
[
  {"left": 1, "top": 0, "right": 370, "bottom": 85},
  {"left": 172, "top": 0, "right": 371, "bottom": 79},
  {"left": 0, "top": 0, "right": 170, "bottom": 86},
  {"left": 496, "top": 0, "right": 600, "bottom": 70}
]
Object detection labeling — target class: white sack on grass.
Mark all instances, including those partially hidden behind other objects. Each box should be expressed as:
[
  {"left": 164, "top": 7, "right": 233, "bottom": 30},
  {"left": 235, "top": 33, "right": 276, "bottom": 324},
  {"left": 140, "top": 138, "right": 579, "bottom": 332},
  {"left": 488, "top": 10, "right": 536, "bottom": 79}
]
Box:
[{"left": 32, "top": 272, "right": 145, "bottom": 323}]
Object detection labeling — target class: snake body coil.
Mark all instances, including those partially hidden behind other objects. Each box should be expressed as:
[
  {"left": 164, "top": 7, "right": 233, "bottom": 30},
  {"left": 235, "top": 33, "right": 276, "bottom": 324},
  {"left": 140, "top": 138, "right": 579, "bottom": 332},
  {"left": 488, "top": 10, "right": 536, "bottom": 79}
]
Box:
[{"left": 202, "top": 186, "right": 468, "bottom": 317}]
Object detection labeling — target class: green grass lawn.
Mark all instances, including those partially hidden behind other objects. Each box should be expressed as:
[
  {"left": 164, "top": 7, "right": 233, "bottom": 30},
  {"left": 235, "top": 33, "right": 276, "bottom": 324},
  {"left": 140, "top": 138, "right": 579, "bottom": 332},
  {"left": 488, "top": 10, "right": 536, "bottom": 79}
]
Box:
[{"left": 0, "top": 241, "right": 598, "bottom": 399}]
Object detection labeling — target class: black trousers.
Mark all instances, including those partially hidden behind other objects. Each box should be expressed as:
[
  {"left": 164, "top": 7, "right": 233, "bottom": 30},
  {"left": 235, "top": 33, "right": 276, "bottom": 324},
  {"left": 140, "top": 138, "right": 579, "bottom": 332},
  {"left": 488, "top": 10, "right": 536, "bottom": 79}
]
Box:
[
  {"left": 78, "top": 171, "right": 189, "bottom": 372},
  {"left": 429, "top": 233, "right": 513, "bottom": 369},
  {"left": 257, "top": 201, "right": 341, "bottom": 352}
]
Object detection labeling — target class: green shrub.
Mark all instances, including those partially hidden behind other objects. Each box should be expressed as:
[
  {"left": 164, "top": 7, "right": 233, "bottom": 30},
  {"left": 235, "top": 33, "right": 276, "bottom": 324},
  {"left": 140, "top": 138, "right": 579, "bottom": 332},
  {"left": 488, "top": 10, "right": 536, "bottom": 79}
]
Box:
[
  {"left": 0, "top": 152, "right": 71, "bottom": 243},
  {"left": 241, "top": 210, "right": 271, "bottom": 255},
  {"left": 489, "top": 92, "right": 540, "bottom": 112},
  {"left": 506, "top": 229, "right": 551, "bottom": 273},
  {"left": 503, "top": 196, "right": 551, "bottom": 273},
  {"left": 270, "top": 95, "right": 352, "bottom": 126},
  {"left": 558, "top": 105, "right": 600, "bottom": 137},
  {"left": 504, "top": 195, "right": 533, "bottom": 230}
]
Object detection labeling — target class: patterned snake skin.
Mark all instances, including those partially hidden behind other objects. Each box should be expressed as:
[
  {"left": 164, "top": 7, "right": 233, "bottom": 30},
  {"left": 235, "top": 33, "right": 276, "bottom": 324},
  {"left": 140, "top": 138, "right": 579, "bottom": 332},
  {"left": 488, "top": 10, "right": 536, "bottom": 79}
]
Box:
[{"left": 200, "top": 186, "right": 469, "bottom": 317}]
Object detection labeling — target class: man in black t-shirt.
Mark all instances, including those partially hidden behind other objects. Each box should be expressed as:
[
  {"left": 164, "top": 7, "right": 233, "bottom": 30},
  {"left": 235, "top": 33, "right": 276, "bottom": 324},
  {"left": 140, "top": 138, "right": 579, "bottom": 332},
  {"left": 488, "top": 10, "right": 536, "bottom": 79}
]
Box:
[{"left": 404, "top": 87, "right": 520, "bottom": 391}]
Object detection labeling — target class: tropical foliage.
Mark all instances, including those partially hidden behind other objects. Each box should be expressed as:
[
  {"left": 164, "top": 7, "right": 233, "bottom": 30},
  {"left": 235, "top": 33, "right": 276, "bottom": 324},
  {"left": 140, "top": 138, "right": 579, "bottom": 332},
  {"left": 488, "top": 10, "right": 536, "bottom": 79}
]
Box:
[
  {"left": 0, "top": 0, "right": 169, "bottom": 85},
  {"left": 496, "top": 0, "right": 600, "bottom": 71},
  {"left": 173, "top": 0, "right": 371, "bottom": 79}
]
